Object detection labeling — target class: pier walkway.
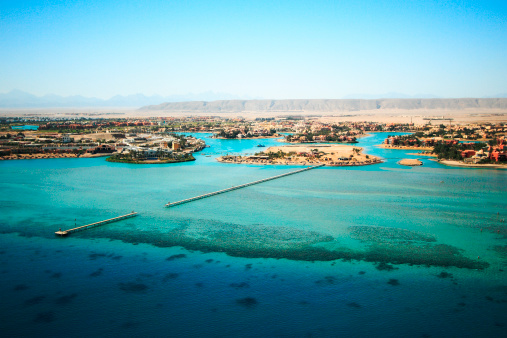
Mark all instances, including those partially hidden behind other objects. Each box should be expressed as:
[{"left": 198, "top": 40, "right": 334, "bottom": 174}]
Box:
[
  {"left": 55, "top": 212, "right": 138, "bottom": 236},
  {"left": 165, "top": 164, "right": 324, "bottom": 208}
]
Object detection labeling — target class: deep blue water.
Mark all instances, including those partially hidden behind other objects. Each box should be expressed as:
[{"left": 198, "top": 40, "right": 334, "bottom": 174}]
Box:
[{"left": 0, "top": 132, "right": 506, "bottom": 337}]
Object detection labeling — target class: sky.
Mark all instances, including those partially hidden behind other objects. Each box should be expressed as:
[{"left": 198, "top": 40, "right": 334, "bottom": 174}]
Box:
[{"left": 0, "top": 0, "right": 506, "bottom": 100}]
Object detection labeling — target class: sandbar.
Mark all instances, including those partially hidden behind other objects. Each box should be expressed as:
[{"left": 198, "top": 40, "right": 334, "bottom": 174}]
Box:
[{"left": 398, "top": 159, "right": 423, "bottom": 166}]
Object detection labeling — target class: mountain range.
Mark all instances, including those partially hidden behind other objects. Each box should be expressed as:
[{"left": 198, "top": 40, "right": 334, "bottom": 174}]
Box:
[
  {"left": 140, "top": 98, "right": 507, "bottom": 113},
  {"left": 1, "top": 90, "right": 507, "bottom": 109},
  {"left": 0, "top": 90, "right": 246, "bottom": 108}
]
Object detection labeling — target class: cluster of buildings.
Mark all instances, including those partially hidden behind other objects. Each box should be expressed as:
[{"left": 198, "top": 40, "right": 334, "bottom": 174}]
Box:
[
  {"left": 0, "top": 131, "right": 105, "bottom": 157},
  {"left": 117, "top": 133, "right": 205, "bottom": 160},
  {"left": 460, "top": 139, "right": 506, "bottom": 163},
  {"left": 410, "top": 123, "right": 506, "bottom": 140},
  {"left": 0, "top": 127, "right": 205, "bottom": 160},
  {"left": 383, "top": 133, "right": 507, "bottom": 163}
]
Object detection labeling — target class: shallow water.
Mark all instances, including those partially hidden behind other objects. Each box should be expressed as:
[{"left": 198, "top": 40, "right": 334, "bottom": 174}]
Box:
[{"left": 1, "top": 132, "right": 506, "bottom": 337}]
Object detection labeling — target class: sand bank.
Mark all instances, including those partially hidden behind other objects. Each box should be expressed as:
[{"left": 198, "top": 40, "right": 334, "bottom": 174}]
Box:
[{"left": 398, "top": 159, "right": 423, "bottom": 166}]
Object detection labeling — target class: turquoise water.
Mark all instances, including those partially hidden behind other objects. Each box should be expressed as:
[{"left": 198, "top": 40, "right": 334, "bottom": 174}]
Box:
[
  {"left": 1, "top": 132, "right": 506, "bottom": 337},
  {"left": 10, "top": 125, "right": 39, "bottom": 130}
]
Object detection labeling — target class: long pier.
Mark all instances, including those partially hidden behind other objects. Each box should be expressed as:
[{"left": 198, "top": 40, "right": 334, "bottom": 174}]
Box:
[
  {"left": 165, "top": 164, "right": 325, "bottom": 208},
  {"left": 55, "top": 212, "right": 138, "bottom": 236}
]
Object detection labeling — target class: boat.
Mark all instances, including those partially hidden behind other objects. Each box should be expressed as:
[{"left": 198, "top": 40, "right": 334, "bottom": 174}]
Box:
[{"left": 257, "top": 144, "right": 265, "bottom": 147}]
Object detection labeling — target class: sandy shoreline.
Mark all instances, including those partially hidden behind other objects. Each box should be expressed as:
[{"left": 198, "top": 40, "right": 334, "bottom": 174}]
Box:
[
  {"left": 0, "top": 152, "right": 115, "bottom": 160},
  {"left": 433, "top": 159, "right": 507, "bottom": 169},
  {"left": 377, "top": 144, "right": 434, "bottom": 151},
  {"left": 213, "top": 134, "right": 281, "bottom": 140},
  {"left": 406, "top": 152, "right": 437, "bottom": 157},
  {"left": 0, "top": 153, "right": 79, "bottom": 160}
]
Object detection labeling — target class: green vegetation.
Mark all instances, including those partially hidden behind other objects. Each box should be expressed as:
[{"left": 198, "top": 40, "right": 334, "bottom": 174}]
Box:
[{"left": 432, "top": 141, "right": 487, "bottom": 160}]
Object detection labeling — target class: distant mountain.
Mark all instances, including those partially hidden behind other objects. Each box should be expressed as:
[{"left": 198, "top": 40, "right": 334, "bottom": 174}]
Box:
[
  {"left": 141, "top": 98, "right": 507, "bottom": 113},
  {"left": 0, "top": 90, "right": 245, "bottom": 108},
  {"left": 487, "top": 93, "right": 507, "bottom": 98},
  {"left": 342, "top": 92, "right": 440, "bottom": 99}
]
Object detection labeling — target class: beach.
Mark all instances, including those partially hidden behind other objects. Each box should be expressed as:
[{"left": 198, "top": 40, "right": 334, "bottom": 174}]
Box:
[{"left": 435, "top": 159, "right": 507, "bottom": 169}]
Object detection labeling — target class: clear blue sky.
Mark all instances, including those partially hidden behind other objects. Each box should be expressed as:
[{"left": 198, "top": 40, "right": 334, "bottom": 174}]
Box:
[{"left": 1, "top": 0, "right": 506, "bottom": 99}]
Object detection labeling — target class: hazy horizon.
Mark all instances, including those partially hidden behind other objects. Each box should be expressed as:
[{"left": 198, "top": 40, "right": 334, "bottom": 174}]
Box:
[{"left": 1, "top": 1, "right": 506, "bottom": 100}]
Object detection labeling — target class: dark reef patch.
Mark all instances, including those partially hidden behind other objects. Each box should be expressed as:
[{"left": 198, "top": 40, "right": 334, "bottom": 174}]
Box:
[
  {"left": 166, "top": 254, "right": 187, "bottom": 261},
  {"left": 34, "top": 311, "right": 55, "bottom": 323},
  {"left": 163, "top": 273, "right": 179, "bottom": 281},
  {"left": 387, "top": 279, "right": 400, "bottom": 286},
  {"left": 93, "top": 218, "right": 488, "bottom": 270},
  {"left": 315, "top": 276, "right": 337, "bottom": 285},
  {"left": 90, "top": 268, "right": 104, "bottom": 277},
  {"left": 89, "top": 253, "right": 108, "bottom": 260},
  {"left": 25, "top": 296, "right": 46, "bottom": 306},
  {"left": 14, "top": 284, "right": 29, "bottom": 291},
  {"left": 205, "top": 259, "right": 214, "bottom": 263},
  {"left": 121, "top": 321, "right": 140, "bottom": 329},
  {"left": 230, "top": 282, "right": 250, "bottom": 288},
  {"left": 346, "top": 302, "right": 362, "bottom": 308},
  {"left": 376, "top": 262, "right": 398, "bottom": 271},
  {"left": 51, "top": 272, "right": 62, "bottom": 279},
  {"left": 55, "top": 293, "right": 77, "bottom": 305},
  {"left": 437, "top": 271, "right": 453, "bottom": 279},
  {"left": 236, "top": 297, "right": 258, "bottom": 308},
  {"left": 118, "top": 282, "right": 148, "bottom": 293},
  {"left": 350, "top": 225, "right": 436, "bottom": 242},
  {"left": 484, "top": 224, "right": 507, "bottom": 238}
]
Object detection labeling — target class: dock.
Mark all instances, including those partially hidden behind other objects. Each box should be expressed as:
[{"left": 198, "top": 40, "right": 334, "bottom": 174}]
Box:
[
  {"left": 165, "top": 164, "right": 324, "bottom": 208},
  {"left": 55, "top": 212, "right": 138, "bottom": 236}
]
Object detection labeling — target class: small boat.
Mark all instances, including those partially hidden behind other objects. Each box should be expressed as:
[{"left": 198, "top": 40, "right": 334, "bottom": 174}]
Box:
[{"left": 257, "top": 144, "right": 265, "bottom": 147}]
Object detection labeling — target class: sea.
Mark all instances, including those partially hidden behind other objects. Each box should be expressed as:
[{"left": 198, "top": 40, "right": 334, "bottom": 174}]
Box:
[{"left": 0, "top": 132, "right": 506, "bottom": 337}]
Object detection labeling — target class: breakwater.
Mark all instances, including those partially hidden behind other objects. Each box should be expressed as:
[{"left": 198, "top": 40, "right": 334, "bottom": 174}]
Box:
[{"left": 55, "top": 212, "right": 138, "bottom": 236}]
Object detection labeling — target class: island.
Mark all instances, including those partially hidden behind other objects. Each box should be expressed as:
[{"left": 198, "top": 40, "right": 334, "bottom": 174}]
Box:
[
  {"left": 217, "top": 144, "right": 382, "bottom": 166},
  {"left": 399, "top": 159, "right": 423, "bottom": 166}
]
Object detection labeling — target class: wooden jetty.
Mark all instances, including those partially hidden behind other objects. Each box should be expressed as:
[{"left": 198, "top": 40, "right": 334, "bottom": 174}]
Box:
[
  {"left": 165, "top": 164, "right": 324, "bottom": 208},
  {"left": 55, "top": 212, "right": 138, "bottom": 237}
]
